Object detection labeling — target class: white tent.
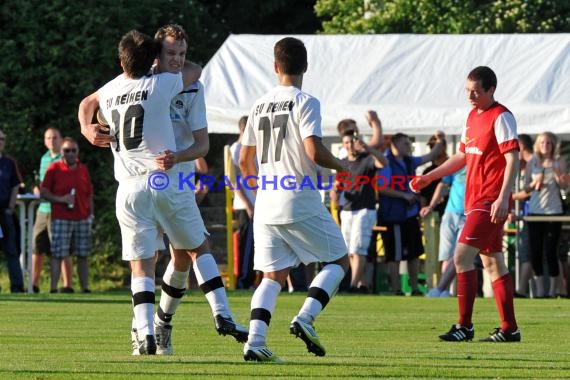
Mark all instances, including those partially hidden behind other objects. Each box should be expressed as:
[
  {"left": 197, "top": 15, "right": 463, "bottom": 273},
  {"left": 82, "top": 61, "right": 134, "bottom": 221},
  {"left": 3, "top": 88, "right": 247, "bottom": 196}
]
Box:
[{"left": 203, "top": 34, "right": 570, "bottom": 137}]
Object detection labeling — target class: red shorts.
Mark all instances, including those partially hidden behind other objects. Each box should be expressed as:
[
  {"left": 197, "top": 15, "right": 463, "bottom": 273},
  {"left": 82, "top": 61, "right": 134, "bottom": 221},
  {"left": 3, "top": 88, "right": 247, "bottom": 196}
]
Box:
[{"left": 458, "top": 210, "right": 504, "bottom": 254}]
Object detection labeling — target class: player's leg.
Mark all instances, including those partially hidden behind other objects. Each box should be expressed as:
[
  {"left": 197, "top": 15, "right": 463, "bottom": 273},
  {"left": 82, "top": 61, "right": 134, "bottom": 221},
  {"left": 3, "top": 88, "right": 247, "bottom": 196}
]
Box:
[
  {"left": 130, "top": 257, "right": 158, "bottom": 355},
  {"left": 190, "top": 238, "right": 248, "bottom": 342},
  {"left": 286, "top": 210, "right": 349, "bottom": 356},
  {"left": 438, "top": 212, "right": 483, "bottom": 341},
  {"left": 243, "top": 223, "right": 293, "bottom": 363},
  {"left": 479, "top": 251, "right": 520, "bottom": 342},
  {"left": 244, "top": 267, "right": 288, "bottom": 363},
  {"left": 438, "top": 242, "right": 478, "bottom": 341},
  {"left": 116, "top": 180, "right": 158, "bottom": 355},
  {"left": 158, "top": 185, "right": 247, "bottom": 343},
  {"left": 153, "top": 246, "right": 191, "bottom": 355}
]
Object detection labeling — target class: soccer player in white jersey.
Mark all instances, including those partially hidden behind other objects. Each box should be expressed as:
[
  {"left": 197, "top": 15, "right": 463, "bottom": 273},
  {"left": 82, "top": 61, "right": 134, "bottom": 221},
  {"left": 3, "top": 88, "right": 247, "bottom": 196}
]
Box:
[
  {"left": 150, "top": 24, "right": 248, "bottom": 355},
  {"left": 78, "top": 30, "right": 196, "bottom": 355},
  {"left": 239, "top": 37, "right": 349, "bottom": 363}
]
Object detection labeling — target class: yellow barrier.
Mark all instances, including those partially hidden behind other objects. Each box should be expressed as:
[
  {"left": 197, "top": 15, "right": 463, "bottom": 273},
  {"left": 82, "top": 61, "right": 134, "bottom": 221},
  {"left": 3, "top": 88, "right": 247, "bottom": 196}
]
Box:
[{"left": 223, "top": 145, "right": 236, "bottom": 290}]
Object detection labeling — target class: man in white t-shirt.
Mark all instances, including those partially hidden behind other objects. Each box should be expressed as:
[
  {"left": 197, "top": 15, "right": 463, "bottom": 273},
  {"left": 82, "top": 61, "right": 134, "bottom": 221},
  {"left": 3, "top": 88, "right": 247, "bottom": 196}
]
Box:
[{"left": 239, "top": 37, "right": 349, "bottom": 363}]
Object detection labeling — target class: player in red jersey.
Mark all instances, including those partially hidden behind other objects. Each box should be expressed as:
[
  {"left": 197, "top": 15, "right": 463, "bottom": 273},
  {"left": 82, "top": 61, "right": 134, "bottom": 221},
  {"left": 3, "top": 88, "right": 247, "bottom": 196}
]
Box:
[{"left": 413, "top": 66, "right": 521, "bottom": 343}]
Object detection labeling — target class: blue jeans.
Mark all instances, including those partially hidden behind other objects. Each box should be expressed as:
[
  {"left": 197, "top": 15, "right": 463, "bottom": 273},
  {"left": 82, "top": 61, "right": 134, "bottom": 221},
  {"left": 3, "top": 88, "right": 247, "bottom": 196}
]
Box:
[{"left": 1, "top": 209, "right": 24, "bottom": 292}]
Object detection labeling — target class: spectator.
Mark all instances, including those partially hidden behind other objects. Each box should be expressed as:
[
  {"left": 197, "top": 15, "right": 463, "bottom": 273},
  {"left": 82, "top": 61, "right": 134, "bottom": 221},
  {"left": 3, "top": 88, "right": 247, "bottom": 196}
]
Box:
[
  {"left": 333, "top": 111, "right": 384, "bottom": 291},
  {"left": 420, "top": 136, "right": 449, "bottom": 216},
  {"left": 377, "top": 132, "right": 445, "bottom": 295},
  {"left": 510, "top": 133, "right": 534, "bottom": 297},
  {"left": 332, "top": 129, "right": 386, "bottom": 293},
  {"left": 41, "top": 137, "right": 94, "bottom": 293},
  {"left": 524, "top": 131, "right": 570, "bottom": 298},
  {"left": 0, "top": 129, "right": 25, "bottom": 293},
  {"left": 31, "top": 127, "right": 72, "bottom": 293},
  {"left": 230, "top": 115, "right": 258, "bottom": 289},
  {"left": 422, "top": 167, "right": 467, "bottom": 297}
]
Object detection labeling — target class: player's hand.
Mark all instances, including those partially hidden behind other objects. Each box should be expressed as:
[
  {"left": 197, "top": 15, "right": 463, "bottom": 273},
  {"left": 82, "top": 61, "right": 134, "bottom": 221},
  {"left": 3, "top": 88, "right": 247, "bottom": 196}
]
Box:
[
  {"left": 82, "top": 123, "right": 114, "bottom": 147},
  {"left": 490, "top": 197, "right": 509, "bottom": 224},
  {"left": 410, "top": 175, "right": 430, "bottom": 193},
  {"left": 155, "top": 150, "right": 177, "bottom": 171}
]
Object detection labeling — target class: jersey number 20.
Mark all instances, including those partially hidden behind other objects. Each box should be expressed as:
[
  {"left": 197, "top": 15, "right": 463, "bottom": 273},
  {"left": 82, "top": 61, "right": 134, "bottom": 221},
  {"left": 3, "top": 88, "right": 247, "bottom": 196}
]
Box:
[{"left": 258, "top": 114, "right": 288, "bottom": 163}]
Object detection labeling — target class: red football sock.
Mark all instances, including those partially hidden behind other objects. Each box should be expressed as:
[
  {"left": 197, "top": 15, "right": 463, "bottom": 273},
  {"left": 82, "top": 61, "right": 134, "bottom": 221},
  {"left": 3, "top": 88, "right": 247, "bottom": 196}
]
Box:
[
  {"left": 492, "top": 273, "right": 518, "bottom": 332},
  {"left": 456, "top": 270, "right": 477, "bottom": 328}
]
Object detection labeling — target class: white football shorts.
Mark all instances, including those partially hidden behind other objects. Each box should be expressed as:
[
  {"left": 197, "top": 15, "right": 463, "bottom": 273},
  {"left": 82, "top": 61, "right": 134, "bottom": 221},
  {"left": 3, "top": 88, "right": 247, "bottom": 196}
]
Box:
[
  {"left": 253, "top": 204, "right": 347, "bottom": 273},
  {"left": 116, "top": 173, "right": 207, "bottom": 261}
]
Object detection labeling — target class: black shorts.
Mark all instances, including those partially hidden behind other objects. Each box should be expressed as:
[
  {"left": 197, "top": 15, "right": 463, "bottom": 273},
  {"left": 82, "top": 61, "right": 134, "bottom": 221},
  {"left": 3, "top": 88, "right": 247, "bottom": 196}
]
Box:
[{"left": 380, "top": 216, "right": 424, "bottom": 262}]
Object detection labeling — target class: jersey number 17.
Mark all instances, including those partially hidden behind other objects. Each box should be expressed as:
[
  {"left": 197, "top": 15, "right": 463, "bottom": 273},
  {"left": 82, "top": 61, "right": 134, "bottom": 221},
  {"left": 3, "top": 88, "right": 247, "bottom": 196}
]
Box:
[{"left": 258, "top": 114, "right": 288, "bottom": 164}]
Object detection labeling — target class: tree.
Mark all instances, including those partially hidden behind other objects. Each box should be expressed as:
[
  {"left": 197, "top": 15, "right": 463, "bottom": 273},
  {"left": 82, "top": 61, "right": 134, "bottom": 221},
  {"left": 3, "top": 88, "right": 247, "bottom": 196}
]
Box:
[
  {"left": 315, "top": 0, "right": 570, "bottom": 34},
  {"left": 0, "top": 0, "right": 217, "bottom": 286},
  {"left": 0, "top": 0, "right": 321, "bottom": 288}
]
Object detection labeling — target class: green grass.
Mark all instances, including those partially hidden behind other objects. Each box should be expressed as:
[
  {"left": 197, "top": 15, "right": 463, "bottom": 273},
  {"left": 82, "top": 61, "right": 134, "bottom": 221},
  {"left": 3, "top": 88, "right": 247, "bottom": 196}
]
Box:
[{"left": 0, "top": 291, "right": 569, "bottom": 379}]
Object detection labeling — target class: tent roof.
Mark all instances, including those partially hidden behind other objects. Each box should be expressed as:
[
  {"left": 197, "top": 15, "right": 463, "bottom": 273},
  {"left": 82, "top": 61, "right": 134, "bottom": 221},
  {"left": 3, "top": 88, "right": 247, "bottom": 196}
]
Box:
[{"left": 203, "top": 34, "right": 570, "bottom": 137}]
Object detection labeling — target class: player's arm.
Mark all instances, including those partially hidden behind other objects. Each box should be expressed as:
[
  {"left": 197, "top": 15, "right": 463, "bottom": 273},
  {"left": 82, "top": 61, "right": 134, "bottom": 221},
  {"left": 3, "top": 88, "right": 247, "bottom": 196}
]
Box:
[
  {"left": 303, "top": 136, "right": 346, "bottom": 173},
  {"left": 156, "top": 129, "right": 209, "bottom": 171},
  {"left": 78, "top": 91, "right": 114, "bottom": 147},
  {"left": 490, "top": 150, "right": 519, "bottom": 223},
  {"left": 413, "top": 152, "right": 466, "bottom": 192},
  {"left": 182, "top": 61, "right": 202, "bottom": 87},
  {"left": 239, "top": 145, "right": 258, "bottom": 196}
]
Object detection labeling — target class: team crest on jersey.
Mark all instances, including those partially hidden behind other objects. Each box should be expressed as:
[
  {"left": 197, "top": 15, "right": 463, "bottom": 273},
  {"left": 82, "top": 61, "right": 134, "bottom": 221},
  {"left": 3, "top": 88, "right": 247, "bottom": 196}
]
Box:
[{"left": 175, "top": 99, "right": 184, "bottom": 109}]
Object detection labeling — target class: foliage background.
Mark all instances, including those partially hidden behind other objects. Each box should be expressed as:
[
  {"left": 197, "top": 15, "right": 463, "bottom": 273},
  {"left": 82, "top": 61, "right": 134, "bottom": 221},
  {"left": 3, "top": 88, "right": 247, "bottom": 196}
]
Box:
[
  {"left": 0, "top": 0, "right": 320, "bottom": 287},
  {"left": 1, "top": 0, "right": 568, "bottom": 288}
]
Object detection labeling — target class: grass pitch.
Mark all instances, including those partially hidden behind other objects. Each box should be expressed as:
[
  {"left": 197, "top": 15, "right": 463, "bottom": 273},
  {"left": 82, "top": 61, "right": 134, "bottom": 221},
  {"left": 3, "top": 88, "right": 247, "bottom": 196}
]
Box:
[{"left": 0, "top": 291, "right": 569, "bottom": 379}]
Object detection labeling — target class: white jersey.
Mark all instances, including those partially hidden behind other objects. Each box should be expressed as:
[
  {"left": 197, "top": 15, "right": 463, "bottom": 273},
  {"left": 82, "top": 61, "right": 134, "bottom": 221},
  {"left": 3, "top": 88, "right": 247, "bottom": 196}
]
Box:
[
  {"left": 98, "top": 72, "right": 182, "bottom": 181},
  {"left": 170, "top": 81, "right": 208, "bottom": 173},
  {"left": 242, "top": 85, "right": 322, "bottom": 224}
]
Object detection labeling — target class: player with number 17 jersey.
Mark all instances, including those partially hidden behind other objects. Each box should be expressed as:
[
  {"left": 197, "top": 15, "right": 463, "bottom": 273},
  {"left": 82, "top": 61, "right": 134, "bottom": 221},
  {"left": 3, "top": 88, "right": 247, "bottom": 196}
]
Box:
[
  {"left": 97, "top": 72, "right": 182, "bottom": 180},
  {"left": 243, "top": 85, "right": 323, "bottom": 225}
]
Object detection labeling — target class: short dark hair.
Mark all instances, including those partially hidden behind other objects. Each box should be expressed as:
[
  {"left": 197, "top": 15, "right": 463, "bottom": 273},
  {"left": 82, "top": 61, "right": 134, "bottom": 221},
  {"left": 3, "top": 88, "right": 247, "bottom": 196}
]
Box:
[
  {"left": 337, "top": 119, "right": 357, "bottom": 137},
  {"left": 154, "top": 24, "right": 188, "bottom": 54},
  {"left": 118, "top": 30, "right": 158, "bottom": 78},
  {"left": 274, "top": 37, "right": 307, "bottom": 75},
  {"left": 518, "top": 133, "right": 533, "bottom": 152},
  {"left": 467, "top": 66, "right": 497, "bottom": 91},
  {"left": 391, "top": 133, "right": 409, "bottom": 145},
  {"left": 61, "top": 137, "right": 78, "bottom": 147}
]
